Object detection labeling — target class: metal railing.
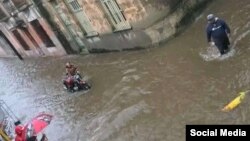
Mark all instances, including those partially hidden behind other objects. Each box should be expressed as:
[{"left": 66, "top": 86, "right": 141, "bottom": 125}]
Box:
[{"left": 0, "top": 100, "right": 21, "bottom": 140}]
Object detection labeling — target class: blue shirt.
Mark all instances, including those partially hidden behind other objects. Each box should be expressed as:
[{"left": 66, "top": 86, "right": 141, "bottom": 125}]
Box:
[{"left": 206, "top": 18, "right": 230, "bottom": 44}]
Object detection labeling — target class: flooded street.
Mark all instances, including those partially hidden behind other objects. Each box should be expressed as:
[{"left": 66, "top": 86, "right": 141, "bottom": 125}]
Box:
[{"left": 1, "top": 0, "right": 250, "bottom": 141}]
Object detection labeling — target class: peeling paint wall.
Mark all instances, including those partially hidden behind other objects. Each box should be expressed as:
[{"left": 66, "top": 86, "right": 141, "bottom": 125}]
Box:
[
  {"left": 145, "top": 0, "right": 211, "bottom": 44},
  {"left": 78, "top": 0, "right": 112, "bottom": 34},
  {"left": 117, "top": 0, "right": 147, "bottom": 24},
  {"left": 42, "top": 0, "right": 211, "bottom": 53},
  {"left": 57, "top": 2, "right": 84, "bottom": 37},
  {"left": 0, "top": 0, "right": 211, "bottom": 58},
  {"left": 82, "top": 0, "right": 211, "bottom": 52},
  {"left": 114, "top": 0, "right": 186, "bottom": 29}
]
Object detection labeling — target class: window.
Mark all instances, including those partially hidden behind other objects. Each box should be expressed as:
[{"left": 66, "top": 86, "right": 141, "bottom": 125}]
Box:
[
  {"left": 69, "top": 0, "right": 81, "bottom": 11},
  {"left": 66, "top": 0, "right": 98, "bottom": 37},
  {"left": 100, "top": 0, "right": 131, "bottom": 31}
]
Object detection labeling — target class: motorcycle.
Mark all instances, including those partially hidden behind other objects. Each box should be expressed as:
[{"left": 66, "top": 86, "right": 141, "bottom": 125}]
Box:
[{"left": 63, "top": 74, "right": 91, "bottom": 92}]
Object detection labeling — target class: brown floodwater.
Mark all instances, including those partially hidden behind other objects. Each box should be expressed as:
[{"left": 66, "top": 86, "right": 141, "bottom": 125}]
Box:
[{"left": 1, "top": 0, "right": 250, "bottom": 140}]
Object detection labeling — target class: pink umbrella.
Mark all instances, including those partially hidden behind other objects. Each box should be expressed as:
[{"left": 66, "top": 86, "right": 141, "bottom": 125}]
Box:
[{"left": 24, "top": 113, "right": 53, "bottom": 139}]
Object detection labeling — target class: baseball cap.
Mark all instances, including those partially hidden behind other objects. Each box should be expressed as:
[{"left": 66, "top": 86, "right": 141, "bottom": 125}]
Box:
[{"left": 207, "top": 14, "right": 215, "bottom": 21}]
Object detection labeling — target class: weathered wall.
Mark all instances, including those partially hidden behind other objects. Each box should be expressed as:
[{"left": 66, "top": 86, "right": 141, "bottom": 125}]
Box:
[
  {"left": 84, "top": 29, "right": 152, "bottom": 52},
  {"left": 79, "top": 0, "right": 112, "bottom": 34},
  {"left": 53, "top": 0, "right": 196, "bottom": 35},
  {"left": 145, "top": 0, "right": 211, "bottom": 45},
  {"left": 117, "top": 0, "right": 180, "bottom": 28},
  {"left": 84, "top": 0, "right": 211, "bottom": 52},
  {"left": 0, "top": 0, "right": 212, "bottom": 58}
]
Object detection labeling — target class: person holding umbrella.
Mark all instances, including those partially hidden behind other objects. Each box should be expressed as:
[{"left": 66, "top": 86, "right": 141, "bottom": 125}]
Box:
[
  {"left": 14, "top": 113, "right": 52, "bottom": 141},
  {"left": 14, "top": 125, "right": 25, "bottom": 141},
  {"left": 15, "top": 125, "right": 48, "bottom": 141}
]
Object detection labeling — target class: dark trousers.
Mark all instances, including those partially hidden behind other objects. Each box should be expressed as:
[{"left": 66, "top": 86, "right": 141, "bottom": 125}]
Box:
[{"left": 215, "top": 37, "right": 230, "bottom": 55}]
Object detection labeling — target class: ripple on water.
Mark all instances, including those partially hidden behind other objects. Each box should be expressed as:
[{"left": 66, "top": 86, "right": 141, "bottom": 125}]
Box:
[
  {"left": 199, "top": 46, "right": 236, "bottom": 61},
  {"left": 86, "top": 101, "right": 149, "bottom": 141}
]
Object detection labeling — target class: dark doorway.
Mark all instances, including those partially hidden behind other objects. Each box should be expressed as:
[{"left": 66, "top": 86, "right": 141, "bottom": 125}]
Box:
[{"left": 31, "top": 19, "right": 55, "bottom": 47}]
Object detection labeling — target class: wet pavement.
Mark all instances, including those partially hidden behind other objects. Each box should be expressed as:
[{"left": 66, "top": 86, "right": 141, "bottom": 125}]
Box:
[{"left": 1, "top": 0, "right": 250, "bottom": 141}]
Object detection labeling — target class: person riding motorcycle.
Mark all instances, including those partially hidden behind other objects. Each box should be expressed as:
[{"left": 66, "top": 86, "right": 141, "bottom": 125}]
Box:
[
  {"left": 63, "top": 62, "right": 82, "bottom": 90},
  {"left": 65, "top": 62, "right": 77, "bottom": 76}
]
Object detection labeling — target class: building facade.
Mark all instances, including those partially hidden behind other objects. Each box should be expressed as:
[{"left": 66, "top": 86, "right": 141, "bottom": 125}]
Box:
[
  {"left": 43, "top": 0, "right": 208, "bottom": 53},
  {"left": 42, "top": 0, "right": 174, "bottom": 53},
  {"left": 0, "top": 0, "right": 210, "bottom": 57},
  {"left": 0, "top": 0, "right": 66, "bottom": 58}
]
